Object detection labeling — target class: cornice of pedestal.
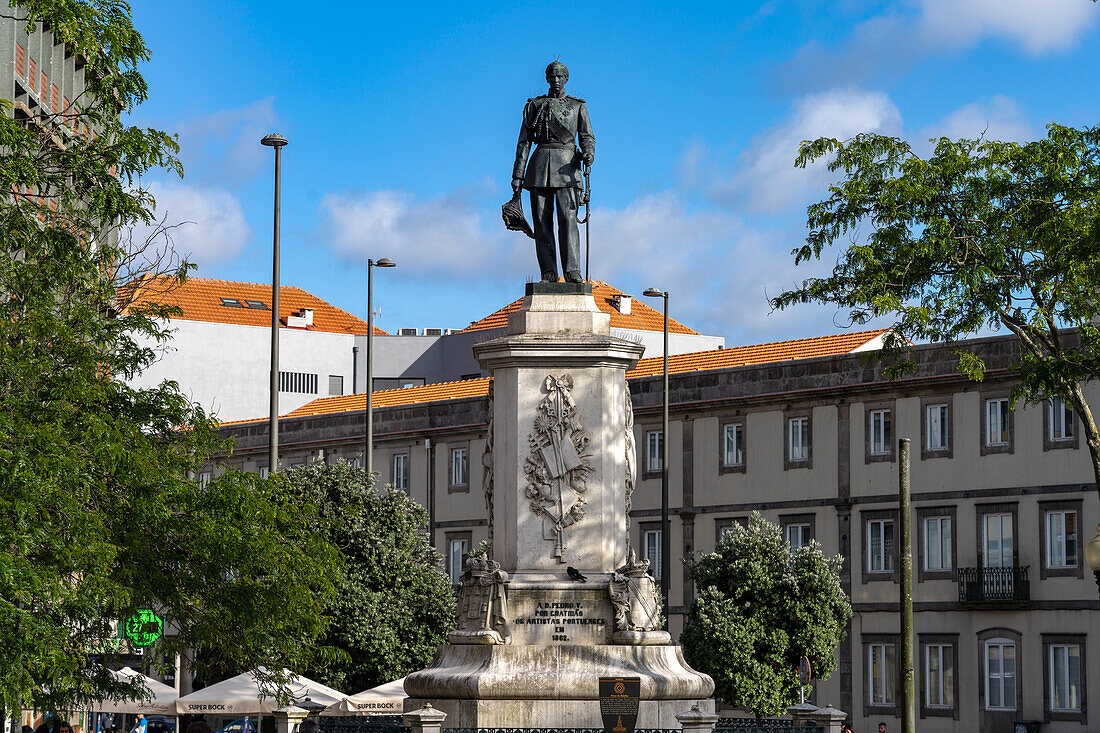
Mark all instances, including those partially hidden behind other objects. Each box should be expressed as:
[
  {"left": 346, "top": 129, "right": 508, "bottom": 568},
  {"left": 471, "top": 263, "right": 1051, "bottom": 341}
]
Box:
[{"left": 473, "top": 334, "right": 645, "bottom": 372}]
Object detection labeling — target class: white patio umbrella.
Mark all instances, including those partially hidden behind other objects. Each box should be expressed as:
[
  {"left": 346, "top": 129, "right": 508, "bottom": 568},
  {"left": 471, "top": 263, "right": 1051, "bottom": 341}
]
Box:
[
  {"left": 92, "top": 667, "right": 178, "bottom": 715},
  {"left": 174, "top": 668, "right": 343, "bottom": 716},
  {"left": 321, "top": 678, "right": 406, "bottom": 716}
]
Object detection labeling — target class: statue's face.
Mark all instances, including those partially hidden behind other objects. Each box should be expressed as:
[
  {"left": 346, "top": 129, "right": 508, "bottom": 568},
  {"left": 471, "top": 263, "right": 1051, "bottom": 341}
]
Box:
[{"left": 546, "top": 67, "right": 567, "bottom": 95}]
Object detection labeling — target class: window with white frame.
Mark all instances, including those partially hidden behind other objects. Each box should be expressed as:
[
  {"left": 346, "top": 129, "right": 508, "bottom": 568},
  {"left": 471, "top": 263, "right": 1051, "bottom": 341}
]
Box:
[
  {"left": 870, "top": 409, "right": 892, "bottom": 455},
  {"left": 646, "top": 430, "right": 664, "bottom": 472},
  {"left": 392, "top": 453, "right": 409, "bottom": 491},
  {"left": 923, "top": 515, "right": 953, "bottom": 572},
  {"left": 448, "top": 537, "right": 469, "bottom": 583},
  {"left": 868, "top": 518, "right": 895, "bottom": 573},
  {"left": 259, "top": 466, "right": 270, "bottom": 479},
  {"left": 1046, "top": 510, "right": 1078, "bottom": 569},
  {"left": 1050, "top": 397, "right": 1074, "bottom": 441},
  {"left": 926, "top": 403, "right": 949, "bottom": 451},
  {"left": 868, "top": 642, "right": 897, "bottom": 706},
  {"left": 643, "top": 528, "right": 662, "bottom": 580},
  {"left": 985, "top": 638, "right": 1017, "bottom": 711},
  {"left": 925, "top": 643, "right": 954, "bottom": 709},
  {"left": 1049, "top": 643, "right": 1082, "bottom": 712},
  {"left": 986, "top": 398, "right": 1011, "bottom": 446},
  {"left": 789, "top": 417, "right": 809, "bottom": 462},
  {"left": 785, "top": 523, "right": 811, "bottom": 552},
  {"left": 723, "top": 423, "right": 744, "bottom": 467},
  {"left": 983, "top": 513, "right": 1014, "bottom": 568},
  {"left": 451, "top": 447, "right": 468, "bottom": 487},
  {"left": 198, "top": 471, "right": 211, "bottom": 488}
]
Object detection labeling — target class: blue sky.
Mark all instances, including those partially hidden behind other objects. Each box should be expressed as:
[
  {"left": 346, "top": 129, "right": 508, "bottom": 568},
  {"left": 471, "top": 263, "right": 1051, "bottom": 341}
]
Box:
[{"left": 128, "top": 0, "right": 1100, "bottom": 345}]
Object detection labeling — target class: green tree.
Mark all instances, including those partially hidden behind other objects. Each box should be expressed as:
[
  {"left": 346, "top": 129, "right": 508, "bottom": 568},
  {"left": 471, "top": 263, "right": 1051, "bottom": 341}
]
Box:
[
  {"left": 773, "top": 124, "right": 1100, "bottom": 496},
  {"left": 285, "top": 462, "right": 456, "bottom": 692},
  {"left": 0, "top": 0, "right": 339, "bottom": 715},
  {"left": 681, "top": 513, "right": 851, "bottom": 717}
]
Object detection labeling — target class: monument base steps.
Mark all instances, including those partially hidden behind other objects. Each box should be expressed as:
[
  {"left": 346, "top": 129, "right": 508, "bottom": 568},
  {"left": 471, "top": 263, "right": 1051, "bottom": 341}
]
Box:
[{"left": 403, "top": 696, "right": 715, "bottom": 729}]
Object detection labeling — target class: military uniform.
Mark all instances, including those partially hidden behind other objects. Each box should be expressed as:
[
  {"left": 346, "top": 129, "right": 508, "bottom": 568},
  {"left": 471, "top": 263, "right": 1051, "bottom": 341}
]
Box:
[{"left": 512, "top": 93, "right": 595, "bottom": 281}]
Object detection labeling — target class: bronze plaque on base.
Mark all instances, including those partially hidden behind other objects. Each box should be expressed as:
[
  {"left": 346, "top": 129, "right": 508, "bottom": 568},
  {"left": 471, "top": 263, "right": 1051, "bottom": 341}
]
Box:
[{"left": 600, "top": 677, "right": 640, "bottom": 733}]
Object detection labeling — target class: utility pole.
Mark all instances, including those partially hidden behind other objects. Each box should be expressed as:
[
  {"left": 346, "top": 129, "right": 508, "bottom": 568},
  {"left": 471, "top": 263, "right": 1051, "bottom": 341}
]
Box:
[{"left": 899, "top": 437, "right": 915, "bottom": 733}]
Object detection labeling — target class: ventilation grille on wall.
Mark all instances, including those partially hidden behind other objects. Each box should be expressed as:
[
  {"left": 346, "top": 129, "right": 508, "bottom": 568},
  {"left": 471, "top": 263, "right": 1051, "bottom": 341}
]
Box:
[{"left": 279, "top": 371, "right": 318, "bottom": 394}]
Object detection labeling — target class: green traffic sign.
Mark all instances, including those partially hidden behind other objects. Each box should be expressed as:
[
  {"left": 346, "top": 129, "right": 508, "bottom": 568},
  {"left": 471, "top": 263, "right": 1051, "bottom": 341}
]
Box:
[{"left": 123, "top": 609, "right": 164, "bottom": 647}]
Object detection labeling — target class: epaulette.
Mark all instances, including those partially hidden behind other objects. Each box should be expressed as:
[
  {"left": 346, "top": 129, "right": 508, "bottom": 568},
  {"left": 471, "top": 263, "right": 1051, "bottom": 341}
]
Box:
[{"left": 566, "top": 95, "right": 586, "bottom": 103}]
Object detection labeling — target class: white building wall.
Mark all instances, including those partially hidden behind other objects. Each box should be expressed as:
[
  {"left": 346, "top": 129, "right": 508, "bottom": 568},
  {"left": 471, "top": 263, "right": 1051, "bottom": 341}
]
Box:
[{"left": 129, "top": 320, "right": 357, "bottom": 422}]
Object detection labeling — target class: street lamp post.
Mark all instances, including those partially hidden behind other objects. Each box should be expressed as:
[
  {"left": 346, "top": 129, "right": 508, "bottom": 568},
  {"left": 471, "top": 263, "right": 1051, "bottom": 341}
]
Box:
[
  {"left": 365, "top": 257, "right": 396, "bottom": 478},
  {"left": 643, "top": 287, "right": 670, "bottom": 626},
  {"left": 260, "top": 133, "right": 287, "bottom": 474}
]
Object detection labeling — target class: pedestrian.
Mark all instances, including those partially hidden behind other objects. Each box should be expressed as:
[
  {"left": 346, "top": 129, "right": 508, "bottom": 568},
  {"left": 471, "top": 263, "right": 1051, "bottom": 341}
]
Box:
[
  {"left": 841, "top": 724, "right": 853, "bottom": 733},
  {"left": 129, "top": 716, "right": 146, "bottom": 733},
  {"left": 878, "top": 723, "right": 888, "bottom": 733},
  {"left": 51, "top": 720, "right": 74, "bottom": 733}
]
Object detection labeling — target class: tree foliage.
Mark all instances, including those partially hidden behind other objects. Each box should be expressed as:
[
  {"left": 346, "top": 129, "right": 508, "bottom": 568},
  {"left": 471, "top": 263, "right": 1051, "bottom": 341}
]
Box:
[
  {"left": 0, "top": 0, "right": 339, "bottom": 714},
  {"left": 285, "top": 462, "right": 456, "bottom": 693},
  {"left": 773, "top": 124, "right": 1100, "bottom": 492},
  {"left": 681, "top": 513, "right": 851, "bottom": 717}
]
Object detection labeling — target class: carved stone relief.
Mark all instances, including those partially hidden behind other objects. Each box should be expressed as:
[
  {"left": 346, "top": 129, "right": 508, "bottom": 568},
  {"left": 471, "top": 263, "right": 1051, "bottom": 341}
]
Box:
[
  {"left": 609, "top": 549, "right": 661, "bottom": 632},
  {"left": 448, "top": 555, "right": 511, "bottom": 645},
  {"left": 482, "top": 380, "right": 494, "bottom": 550},
  {"left": 523, "top": 374, "right": 591, "bottom": 562},
  {"left": 624, "top": 379, "right": 636, "bottom": 553}
]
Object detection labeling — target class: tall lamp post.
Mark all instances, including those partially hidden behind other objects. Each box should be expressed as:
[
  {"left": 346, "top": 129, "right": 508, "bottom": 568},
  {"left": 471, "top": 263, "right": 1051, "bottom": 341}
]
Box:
[
  {"left": 643, "top": 287, "right": 670, "bottom": 625},
  {"left": 365, "top": 257, "right": 396, "bottom": 478},
  {"left": 260, "top": 132, "right": 287, "bottom": 474}
]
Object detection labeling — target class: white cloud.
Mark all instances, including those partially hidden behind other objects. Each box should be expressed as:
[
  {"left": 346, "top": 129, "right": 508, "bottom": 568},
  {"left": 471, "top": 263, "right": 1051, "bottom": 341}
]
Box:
[
  {"left": 707, "top": 89, "right": 902, "bottom": 214},
  {"left": 586, "top": 193, "right": 852, "bottom": 343},
  {"left": 317, "top": 189, "right": 527, "bottom": 280},
  {"left": 170, "top": 98, "right": 281, "bottom": 185},
  {"left": 921, "top": 94, "right": 1033, "bottom": 144},
  {"left": 778, "top": 0, "right": 1099, "bottom": 89},
  {"left": 131, "top": 182, "right": 250, "bottom": 266},
  {"left": 918, "top": 0, "right": 1098, "bottom": 55}
]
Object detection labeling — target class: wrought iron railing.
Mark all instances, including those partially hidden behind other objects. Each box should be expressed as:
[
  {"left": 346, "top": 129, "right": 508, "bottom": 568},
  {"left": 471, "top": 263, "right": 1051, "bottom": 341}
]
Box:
[
  {"left": 321, "top": 721, "right": 819, "bottom": 733},
  {"left": 320, "top": 717, "right": 409, "bottom": 733},
  {"left": 716, "top": 720, "right": 819, "bottom": 733},
  {"left": 957, "top": 566, "right": 1030, "bottom": 603}
]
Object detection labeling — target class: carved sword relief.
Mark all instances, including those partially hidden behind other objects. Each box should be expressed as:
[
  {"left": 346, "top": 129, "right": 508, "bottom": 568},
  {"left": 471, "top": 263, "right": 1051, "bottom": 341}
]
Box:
[
  {"left": 482, "top": 379, "right": 494, "bottom": 550},
  {"left": 523, "top": 374, "right": 591, "bottom": 562}
]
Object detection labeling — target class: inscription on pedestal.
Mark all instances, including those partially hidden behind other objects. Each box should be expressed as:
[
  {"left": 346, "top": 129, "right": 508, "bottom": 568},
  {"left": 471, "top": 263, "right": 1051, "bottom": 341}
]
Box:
[
  {"left": 508, "top": 586, "right": 614, "bottom": 645},
  {"left": 513, "top": 601, "right": 607, "bottom": 642}
]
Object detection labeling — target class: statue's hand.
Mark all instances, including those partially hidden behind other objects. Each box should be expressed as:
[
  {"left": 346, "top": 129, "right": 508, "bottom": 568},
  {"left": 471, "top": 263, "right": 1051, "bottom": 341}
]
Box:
[{"left": 582, "top": 153, "right": 594, "bottom": 166}]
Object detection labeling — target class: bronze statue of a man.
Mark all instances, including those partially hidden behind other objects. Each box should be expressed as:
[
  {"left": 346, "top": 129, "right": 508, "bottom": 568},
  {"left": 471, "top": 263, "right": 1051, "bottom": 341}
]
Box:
[{"left": 511, "top": 61, "right": 595, "bottom": 283}]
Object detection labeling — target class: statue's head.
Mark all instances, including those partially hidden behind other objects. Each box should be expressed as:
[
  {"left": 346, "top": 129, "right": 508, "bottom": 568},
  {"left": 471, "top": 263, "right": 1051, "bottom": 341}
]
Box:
[{"left": 545, "top": 61, "right": 568, "bottom": 92}]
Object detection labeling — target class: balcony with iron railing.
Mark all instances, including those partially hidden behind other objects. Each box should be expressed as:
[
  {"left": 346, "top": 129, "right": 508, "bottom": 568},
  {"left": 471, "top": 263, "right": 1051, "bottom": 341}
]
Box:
[{"left": 957, "top": 565, "right": 1030, "bottom": 607}]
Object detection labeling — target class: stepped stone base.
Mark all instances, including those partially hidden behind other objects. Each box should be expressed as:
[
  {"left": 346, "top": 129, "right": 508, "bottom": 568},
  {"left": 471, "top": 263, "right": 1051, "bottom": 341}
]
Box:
[
  {"left": 402, "top": 697, "right": 714, "bottom": 729},
  {"left": 403, "top": 643, "right": 714, "bottom": 728}
]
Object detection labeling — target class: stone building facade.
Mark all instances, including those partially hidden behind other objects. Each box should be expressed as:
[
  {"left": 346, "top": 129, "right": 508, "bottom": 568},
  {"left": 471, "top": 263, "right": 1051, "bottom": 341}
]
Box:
[{"left": 217, "top": 331, "right": 1099, "bottom": 732}]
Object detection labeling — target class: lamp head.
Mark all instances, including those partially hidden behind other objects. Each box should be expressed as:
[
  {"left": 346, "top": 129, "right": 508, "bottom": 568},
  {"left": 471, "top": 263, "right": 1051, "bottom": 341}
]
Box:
[
  {"left": 260, "top": 133, "right": 288, "bottom": 147},
  {"left": 642, "top": 288, "right": 665, "bottom": 298},
  {"left": 1085, "top": 522, "right": 1100, "bottom": 591},
  {"left": 376, "top": 258, "right": 397, "bottom": 268}
]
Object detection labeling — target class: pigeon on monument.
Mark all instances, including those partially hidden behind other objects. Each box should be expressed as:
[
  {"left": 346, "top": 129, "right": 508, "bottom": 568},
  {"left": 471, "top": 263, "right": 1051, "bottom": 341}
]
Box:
[{"left": 566, "top": 566, "right": 587, "bottom": 582}]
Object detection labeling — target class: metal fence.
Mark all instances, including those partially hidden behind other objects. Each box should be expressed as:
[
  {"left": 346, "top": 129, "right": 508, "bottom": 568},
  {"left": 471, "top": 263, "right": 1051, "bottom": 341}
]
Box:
[
  {"left": 716, "top": 721, "right": 820, "bottom": 733},
  {"left": 320, "top": 716, "right": 409, "bottom": 733},
  {"left": 320, "top": 721, "right": 820, "bottom": 733}
]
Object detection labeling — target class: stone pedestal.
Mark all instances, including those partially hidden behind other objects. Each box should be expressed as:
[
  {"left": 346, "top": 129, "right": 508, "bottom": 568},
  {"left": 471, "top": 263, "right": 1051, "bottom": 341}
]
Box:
[{"left": 405, "top": 283, "right": 713, "bottom": 727}]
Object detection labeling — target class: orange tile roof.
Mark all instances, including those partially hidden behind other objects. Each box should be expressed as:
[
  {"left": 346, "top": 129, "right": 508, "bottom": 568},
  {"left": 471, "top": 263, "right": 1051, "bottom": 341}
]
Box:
[
  {"left": 459, "top": 281, "right": 698, "bottom": 335},
  {"left": 221, "top": 329, "right": 888, "bottom": 426},
  {"left": 625, "top": 329, "right": 889, "bottom": 379},
  {"left": 120, "top": 276, "right": 385, "bottom": 335},
  {"left": 279, "top": 377, "right": 493, "bottom": 419}
]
